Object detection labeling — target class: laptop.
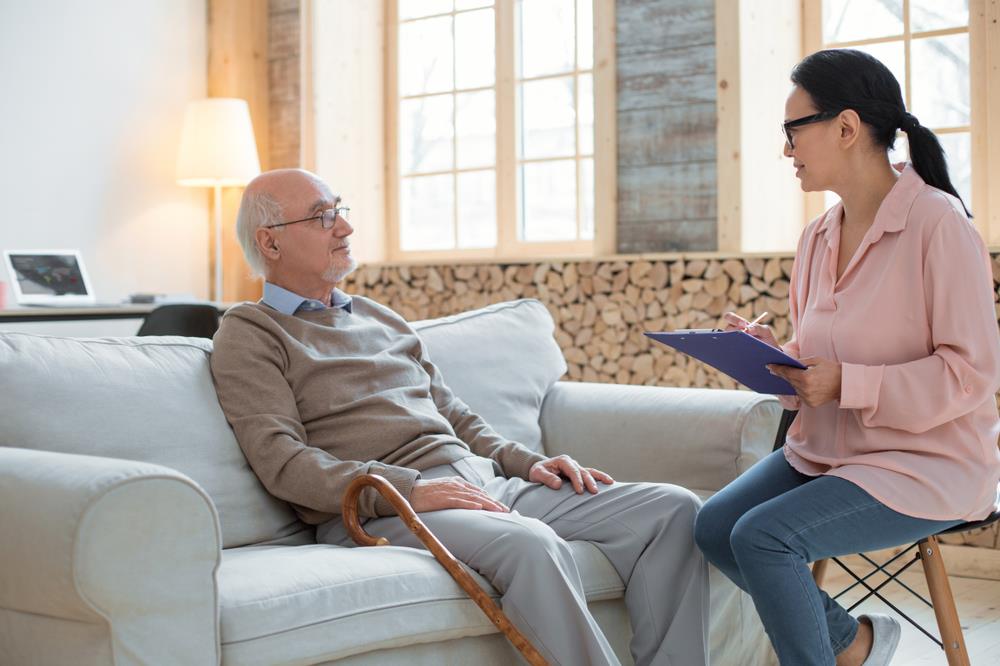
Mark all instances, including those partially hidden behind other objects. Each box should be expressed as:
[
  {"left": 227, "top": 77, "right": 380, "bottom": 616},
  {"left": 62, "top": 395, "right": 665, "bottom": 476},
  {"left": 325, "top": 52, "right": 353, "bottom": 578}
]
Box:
[{"left": 2, "top": 250, "right": 106, "bottom": 306}]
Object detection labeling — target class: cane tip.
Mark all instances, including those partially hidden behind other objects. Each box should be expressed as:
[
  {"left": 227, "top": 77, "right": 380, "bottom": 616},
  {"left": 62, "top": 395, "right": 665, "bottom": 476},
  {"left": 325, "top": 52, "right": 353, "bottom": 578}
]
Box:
[{"left": 375, "top": 537, "right": 390, "bottom": 546}]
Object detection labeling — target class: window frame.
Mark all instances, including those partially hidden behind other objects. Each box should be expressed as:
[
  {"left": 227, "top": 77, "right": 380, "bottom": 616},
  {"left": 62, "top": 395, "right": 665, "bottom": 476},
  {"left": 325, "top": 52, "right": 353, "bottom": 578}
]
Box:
[
  {"left": 384, "top": 0, "right": 617, "bottom": 262},
  {"left": 801, "top": 0, "right": 1000, "bottom": 246}
]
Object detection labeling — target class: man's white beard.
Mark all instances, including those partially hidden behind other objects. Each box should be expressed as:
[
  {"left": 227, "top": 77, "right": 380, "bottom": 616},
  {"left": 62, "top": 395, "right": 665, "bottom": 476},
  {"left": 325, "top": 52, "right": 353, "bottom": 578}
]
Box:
[{"left": 324, "top": 256, "right": 358, "bottom": 284}]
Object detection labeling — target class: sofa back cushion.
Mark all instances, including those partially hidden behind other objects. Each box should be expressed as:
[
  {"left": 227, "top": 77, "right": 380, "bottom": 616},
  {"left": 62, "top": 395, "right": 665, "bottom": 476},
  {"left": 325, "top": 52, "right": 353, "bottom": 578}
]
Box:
[
  {"left": 412, "top": 299, "right": 567, "bottom": 453},
  {"left": 0, "top": 299, "right": 566, "bottom": 549},
  {"left": 0, "top": 333, "right": 305, "bottom": 549}
]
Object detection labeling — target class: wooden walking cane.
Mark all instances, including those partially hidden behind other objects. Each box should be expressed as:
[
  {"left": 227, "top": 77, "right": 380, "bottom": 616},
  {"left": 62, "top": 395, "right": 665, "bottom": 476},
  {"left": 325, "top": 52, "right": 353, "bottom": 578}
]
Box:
[{"left": 342, "top": 474, "right": 549, "bottom": 666}]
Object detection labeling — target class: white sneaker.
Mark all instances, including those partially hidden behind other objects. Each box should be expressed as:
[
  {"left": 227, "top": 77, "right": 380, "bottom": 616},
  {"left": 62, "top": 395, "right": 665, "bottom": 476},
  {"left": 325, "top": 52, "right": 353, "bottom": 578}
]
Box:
[{"left": 860, "top": 614, "right": 901, "bottom": 666}]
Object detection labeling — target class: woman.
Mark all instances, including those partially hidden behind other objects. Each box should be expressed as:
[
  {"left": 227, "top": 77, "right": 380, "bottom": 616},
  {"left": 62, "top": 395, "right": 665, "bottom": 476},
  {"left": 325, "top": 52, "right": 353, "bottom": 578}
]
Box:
[{"left": 694, "top": 49, "right": 1000, "bottom": 666}]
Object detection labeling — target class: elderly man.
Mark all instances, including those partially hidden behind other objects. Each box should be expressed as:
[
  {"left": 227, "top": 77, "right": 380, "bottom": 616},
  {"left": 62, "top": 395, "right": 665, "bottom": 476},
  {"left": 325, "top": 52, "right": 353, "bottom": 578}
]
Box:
[{"left": 211, "top": 168, "right": 709, "bottom": 666}]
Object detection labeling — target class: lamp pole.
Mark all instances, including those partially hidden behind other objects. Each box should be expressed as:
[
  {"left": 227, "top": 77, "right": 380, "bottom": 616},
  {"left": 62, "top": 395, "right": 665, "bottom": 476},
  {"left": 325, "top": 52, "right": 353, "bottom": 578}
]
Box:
[{"left": 213, "top": 183, "right": 223, "bottom": 303}]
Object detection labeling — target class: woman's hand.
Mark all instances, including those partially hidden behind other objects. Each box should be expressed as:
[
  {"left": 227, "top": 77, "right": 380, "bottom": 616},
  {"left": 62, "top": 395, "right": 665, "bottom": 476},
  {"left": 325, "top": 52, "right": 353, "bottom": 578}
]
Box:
[
  {"left": 767, "top": 357, "right": 842, "bottom": 407},
  {"left": 722, "top": 312, "right": 781, "bottom": 350}
]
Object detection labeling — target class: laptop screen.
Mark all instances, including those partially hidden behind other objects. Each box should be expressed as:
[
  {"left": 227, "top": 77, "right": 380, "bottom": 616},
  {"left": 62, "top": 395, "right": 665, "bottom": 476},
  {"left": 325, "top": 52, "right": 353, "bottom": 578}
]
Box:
[{"left": 8, "top": 253, "right": 90, "bottom": 296}]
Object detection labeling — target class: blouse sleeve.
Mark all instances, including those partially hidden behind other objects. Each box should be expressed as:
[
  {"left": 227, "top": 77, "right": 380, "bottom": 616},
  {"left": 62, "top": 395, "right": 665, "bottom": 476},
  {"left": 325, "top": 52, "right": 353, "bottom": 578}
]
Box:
[{"left": 839, "top": 212, "right": 1000, "bottom": 433}]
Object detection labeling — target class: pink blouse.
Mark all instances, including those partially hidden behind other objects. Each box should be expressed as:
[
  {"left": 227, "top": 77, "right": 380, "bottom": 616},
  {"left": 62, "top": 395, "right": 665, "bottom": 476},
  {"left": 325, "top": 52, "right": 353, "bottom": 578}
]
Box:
[{"left": 779, "top": 164, "right": 1000, "bottom": 521}]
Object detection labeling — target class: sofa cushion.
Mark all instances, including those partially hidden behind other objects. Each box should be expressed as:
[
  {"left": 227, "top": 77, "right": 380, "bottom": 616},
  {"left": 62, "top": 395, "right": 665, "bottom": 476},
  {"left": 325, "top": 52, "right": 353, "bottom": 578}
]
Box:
[
  {"left": 412, "top": 299, "right": 567, "bottom": 454},
  {"left": 0, "top": 333, "right": 305, "bottom": 550},
  {"left": 216, "top": 540, "right": 622, "bottom": 665}
]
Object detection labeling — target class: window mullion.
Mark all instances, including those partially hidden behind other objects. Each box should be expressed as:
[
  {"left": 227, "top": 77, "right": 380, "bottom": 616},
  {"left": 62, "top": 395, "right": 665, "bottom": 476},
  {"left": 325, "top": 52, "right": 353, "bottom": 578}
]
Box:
[{"left": 573, "top": 0, "right": 581, "bottom": 241}]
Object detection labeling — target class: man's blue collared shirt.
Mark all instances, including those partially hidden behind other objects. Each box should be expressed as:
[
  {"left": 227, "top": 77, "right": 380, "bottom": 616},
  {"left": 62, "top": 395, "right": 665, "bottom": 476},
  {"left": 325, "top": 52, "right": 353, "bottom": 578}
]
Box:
[{"left": 261, "top": 282, "right": 353, "bottom": 315}]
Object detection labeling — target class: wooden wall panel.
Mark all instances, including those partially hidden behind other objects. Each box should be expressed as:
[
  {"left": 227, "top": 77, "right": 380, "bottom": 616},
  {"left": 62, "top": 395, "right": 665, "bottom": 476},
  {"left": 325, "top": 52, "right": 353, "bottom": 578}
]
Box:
[
  {"left": 209, "top": 0, "right": 269, "bottom": 302},
  {"left": 268, "top": 0, "right": 301, "bottom": 169},
  {"left": 618, "top": 161, "right": 716, "bottom": 228},
  {"left": 616, "top": 42, "right": 716, "bottom": 111},
  {"left": 617, "top": 103, "right": 716, "bottom": 167},
  {"left": 616, "top": 0, "right": 715, "bottom": 57},
  {"left": 616, "top": 0, "right": 718, "bottom": 253}
]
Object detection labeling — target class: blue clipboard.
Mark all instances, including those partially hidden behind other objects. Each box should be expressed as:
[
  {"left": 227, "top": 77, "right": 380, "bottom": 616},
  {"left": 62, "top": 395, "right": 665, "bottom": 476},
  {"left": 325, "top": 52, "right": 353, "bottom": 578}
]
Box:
[{"left": 644, "top": 330, "right": 807, "bottom": 395}]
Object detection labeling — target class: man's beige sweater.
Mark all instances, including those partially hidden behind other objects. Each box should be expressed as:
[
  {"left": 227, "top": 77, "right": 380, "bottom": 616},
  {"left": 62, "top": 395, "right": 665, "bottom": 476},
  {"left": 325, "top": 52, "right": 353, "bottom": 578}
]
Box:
[{"left": 210, "top": 297, "right": 546, "bottom": 524}]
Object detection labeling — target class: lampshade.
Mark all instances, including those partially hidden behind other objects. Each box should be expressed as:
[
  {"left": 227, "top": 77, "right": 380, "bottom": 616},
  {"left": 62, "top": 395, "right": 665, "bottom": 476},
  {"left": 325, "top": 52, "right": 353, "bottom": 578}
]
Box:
[{"left": 176, "top": 98, "right": 261, "bottom": 187}]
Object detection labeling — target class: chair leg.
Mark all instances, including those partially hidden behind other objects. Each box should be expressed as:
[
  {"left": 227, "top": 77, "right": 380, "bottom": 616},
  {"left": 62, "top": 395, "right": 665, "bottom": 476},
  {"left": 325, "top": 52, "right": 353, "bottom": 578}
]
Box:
[
  {"left": 812, "top": 558, "right": 829, "bottom": 586},
  {"left": 919, "top": 536, "right": 970, "bottom": 666}
]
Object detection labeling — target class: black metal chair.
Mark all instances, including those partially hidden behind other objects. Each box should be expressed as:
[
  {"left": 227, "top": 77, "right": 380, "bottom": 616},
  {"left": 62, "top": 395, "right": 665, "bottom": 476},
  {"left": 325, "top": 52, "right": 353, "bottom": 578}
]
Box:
[
  {"left": 773, "top": 409, "right": 1000, "bottom": 666},
  {"left": 136, "top": 304, "right": 220, "bottom": 339}
]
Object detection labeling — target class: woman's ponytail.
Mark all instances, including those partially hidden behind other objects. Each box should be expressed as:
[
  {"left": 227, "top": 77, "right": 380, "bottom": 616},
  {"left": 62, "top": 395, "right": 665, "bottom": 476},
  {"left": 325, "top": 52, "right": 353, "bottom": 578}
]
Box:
[{"left": 901, "top": 113, "right": 971, "bottom": 218}]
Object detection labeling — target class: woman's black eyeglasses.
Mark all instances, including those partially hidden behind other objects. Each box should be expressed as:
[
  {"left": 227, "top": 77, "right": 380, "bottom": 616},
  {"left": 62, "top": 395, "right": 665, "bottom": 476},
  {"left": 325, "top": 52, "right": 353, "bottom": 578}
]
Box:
[
  {"left": 782, "top": 112, "right": 839, "bottom": 149},
  {"left": 265, "top": 206, "right": 350, "bottom": 230}
]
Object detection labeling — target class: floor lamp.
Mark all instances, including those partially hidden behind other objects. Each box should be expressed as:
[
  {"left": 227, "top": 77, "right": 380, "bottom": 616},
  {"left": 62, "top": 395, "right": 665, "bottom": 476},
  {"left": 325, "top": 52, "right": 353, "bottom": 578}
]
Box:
[{"left": 176, "top": 98, "right": 261, "bottom": 302}]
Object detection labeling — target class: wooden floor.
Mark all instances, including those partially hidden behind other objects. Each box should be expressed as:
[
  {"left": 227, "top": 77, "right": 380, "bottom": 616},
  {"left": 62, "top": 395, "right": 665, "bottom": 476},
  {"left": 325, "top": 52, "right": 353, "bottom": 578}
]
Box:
[{"left": 822, "top": 555, "right": 1000, "bottom": 664}]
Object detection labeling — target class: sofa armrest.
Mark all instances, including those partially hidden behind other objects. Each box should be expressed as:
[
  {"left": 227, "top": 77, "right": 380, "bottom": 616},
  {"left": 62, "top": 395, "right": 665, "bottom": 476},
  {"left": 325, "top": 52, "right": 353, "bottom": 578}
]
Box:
[
  {"left": 539, "top": 382, "right": 782, "bottom": 495},
  {"left": 0, "top": 447, "right": 221, "bottom": 665}
]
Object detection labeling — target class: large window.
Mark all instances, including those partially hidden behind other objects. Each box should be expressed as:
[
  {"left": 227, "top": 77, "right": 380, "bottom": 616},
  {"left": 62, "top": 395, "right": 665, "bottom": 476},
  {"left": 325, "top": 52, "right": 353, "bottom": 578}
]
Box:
[
  {"left": 812, "top": 1, "right": 973, "bottom": 212},
  {"left": 716, "top": 1, "right": 998, "bottom": 253},
  {"left": 387, "top": 0, "right": 615, "bottom": 260}
]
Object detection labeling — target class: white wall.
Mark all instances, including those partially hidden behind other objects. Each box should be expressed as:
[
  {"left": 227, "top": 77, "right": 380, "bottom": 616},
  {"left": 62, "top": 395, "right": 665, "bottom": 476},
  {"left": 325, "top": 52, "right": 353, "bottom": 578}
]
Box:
[
  {"left": 0, "top": 0, "right": 209, "bottom": 304},
  {"left": 738, "top": 0, "right": 805, "bottom": 253}
]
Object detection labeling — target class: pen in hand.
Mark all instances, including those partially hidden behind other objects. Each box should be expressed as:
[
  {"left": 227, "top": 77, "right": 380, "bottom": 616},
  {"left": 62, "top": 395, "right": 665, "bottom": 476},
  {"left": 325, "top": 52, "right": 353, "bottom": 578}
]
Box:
[{"left": 745, "top": 311, "right": 769, "bottom": 329}]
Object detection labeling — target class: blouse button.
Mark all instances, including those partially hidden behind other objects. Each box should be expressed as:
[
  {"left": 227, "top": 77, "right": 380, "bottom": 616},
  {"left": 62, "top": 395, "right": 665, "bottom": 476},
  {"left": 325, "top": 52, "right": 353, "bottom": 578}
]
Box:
[{"left": 964, "top": 386, "right": 973, "bottom": 394}]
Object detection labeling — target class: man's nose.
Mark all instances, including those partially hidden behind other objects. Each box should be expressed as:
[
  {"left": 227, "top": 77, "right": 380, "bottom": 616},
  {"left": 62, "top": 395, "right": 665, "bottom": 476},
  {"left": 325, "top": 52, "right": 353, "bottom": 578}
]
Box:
[
  {"left": 336, "top": 217, "right": 354, "bottom": 236},
  {"left": 782, "top": 140, "right": 794, "bottom": 158}
]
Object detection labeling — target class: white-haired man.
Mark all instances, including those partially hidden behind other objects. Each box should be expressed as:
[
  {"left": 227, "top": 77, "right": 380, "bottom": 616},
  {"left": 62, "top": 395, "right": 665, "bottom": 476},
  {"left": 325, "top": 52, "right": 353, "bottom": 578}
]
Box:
[{"left": 211, "top": 169, "right": 709, "bottom": 666}]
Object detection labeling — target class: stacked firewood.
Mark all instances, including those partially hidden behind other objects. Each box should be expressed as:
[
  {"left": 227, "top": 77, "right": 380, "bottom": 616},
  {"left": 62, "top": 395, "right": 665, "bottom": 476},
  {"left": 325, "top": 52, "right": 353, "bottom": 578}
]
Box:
[
  {"left": 346, "top": 255, "right": 1000, "bottom": 390},
  {"left": 345, "top": 256, "right": 794, "bottom": 389}
]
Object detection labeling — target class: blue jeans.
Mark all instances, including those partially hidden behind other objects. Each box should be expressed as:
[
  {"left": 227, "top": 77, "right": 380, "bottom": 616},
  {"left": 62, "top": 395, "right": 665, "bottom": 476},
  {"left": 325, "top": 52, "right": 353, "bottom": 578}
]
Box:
[{"left": 694, "top": 449, "right": 962, "bottom": 665}]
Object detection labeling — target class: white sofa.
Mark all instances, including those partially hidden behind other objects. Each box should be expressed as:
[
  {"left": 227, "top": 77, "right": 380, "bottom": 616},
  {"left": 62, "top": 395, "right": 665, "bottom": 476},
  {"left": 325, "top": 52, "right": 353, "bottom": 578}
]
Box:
[{"left": 0, "top": 298, "right": 780, "bottom": 665}]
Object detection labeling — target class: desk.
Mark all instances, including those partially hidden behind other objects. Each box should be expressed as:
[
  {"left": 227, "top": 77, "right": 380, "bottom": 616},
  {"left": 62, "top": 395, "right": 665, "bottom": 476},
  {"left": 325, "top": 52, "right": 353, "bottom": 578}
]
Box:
[
  {"left": 0, "top": 304, "right": 231, "bottom": 337},
  {"left": 0, "top": 305, "right": 163, "bottom": 323}
]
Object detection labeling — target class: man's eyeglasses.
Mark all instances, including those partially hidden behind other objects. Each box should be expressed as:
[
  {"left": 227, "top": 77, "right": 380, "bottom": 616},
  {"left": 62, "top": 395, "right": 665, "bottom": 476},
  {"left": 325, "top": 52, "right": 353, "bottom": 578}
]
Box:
[
  {"left": 265, "top": 206, "right": 350, "bottom": 230},
  {"left": 782, "top": 111, "right": 838, "bottom": 150}
]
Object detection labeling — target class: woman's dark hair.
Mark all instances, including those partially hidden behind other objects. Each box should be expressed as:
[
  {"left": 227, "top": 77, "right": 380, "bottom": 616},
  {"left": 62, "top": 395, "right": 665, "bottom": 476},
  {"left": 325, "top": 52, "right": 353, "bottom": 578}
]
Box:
[{"left": 791, "top": 48, "right": 971, "bottom": 218}]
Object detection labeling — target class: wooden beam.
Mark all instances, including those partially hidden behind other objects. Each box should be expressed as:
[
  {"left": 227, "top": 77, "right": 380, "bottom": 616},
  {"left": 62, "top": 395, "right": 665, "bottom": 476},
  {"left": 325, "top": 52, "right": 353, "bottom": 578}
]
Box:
[
  {"left": 208, "top": 0, "right": 270, "bottom": 303},
  {"left": 384, "top": 0, "right": 401, "bottom": 261},
  {"left": 971, "top": 0, "right": 1000, "bottom": 244},
  {"left": 593, "top": 0, "right": 617, "bottom": 256},
  {"left": 715, "top": 0, "right": 741, "bottom": 252}
]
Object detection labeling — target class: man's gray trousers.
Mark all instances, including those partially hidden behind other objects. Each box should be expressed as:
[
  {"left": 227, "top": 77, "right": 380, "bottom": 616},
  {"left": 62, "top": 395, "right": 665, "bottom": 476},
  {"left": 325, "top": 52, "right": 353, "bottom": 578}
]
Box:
[{"left": 317, "top": 457, "right": 709, "bottom": 666}]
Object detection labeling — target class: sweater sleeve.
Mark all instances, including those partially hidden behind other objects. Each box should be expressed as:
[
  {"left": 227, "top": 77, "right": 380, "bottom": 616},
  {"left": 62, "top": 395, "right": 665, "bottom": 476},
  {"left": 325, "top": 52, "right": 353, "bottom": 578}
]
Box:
[
  {"left": 412, "top": 334, "right": 547, "bottom": 480},
  {"left": 210, "top": 310, "right": 419, "bottom": 519},
  {"left": 838, "top": 213, "right": 1000, "bottom": 432}
]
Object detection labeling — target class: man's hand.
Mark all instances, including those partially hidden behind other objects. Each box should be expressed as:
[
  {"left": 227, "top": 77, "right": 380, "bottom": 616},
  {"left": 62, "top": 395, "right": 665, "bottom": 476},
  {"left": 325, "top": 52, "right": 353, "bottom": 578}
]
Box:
[
  {"left": 529, "top": 455, "right": 614, "bottom": 494},
  {"left": 409, "top": 477, "right": 510, "bottom": 513},
  {"left": 767, "top": 357, "right": 842, "bottom": 408}
]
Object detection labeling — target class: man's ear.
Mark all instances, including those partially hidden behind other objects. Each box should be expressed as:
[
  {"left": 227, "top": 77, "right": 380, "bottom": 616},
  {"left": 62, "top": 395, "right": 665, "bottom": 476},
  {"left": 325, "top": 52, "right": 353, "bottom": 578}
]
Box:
[
  {"left": 838, "top": 109, "right": 862, "bottom": 149},
  {"left": 256, "top": 227, "right": 280, "bottom": 259}
]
